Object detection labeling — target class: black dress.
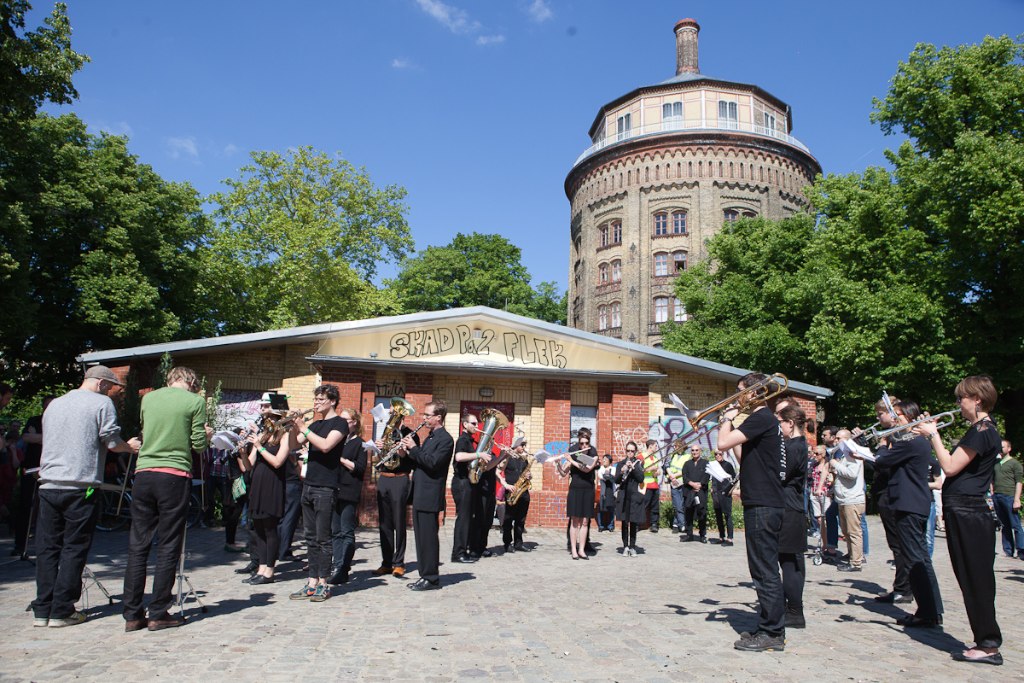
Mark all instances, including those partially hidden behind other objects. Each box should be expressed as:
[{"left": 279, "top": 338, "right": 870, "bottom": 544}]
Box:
[
  {"left": 566, "top": 446, "right": 598, "bottom": 519},
  {"left": 249, "top": 442, "right": 286, "bottom": 520},
  {"left": 779, "top": 436, "right": 808, "bottom": 553}
]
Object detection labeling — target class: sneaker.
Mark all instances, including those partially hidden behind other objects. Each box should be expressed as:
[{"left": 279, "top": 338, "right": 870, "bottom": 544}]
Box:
[
  {"left": 734, "top": 631, "right": 785, "bottom": 652},
  {"left": 33, "top": 617, "right": 48, "bottom": 628},
  {"left": 48, "top": 611, "right": 86, "bottom": 628},
  {"left": 310, "top": 584, "right": 330, "bottom": 602},
  {"left": 289, "top": 585, "right": 317, "bottom": 600}
]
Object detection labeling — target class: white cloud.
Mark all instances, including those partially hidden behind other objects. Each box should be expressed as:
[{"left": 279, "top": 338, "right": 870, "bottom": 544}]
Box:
[
  {"left": 476, "top": 34, "right": 506, "bottom": 46},
  {"left": 391, "top": 57, "right": 417, "bottom": 69},
  {"left": 166, "top": 136, "right": 199, "bottom": 160},
  {"left": 99, "top": 120, "right": 134, "bottom": 137},
  {"left": 222, "top": 143, "right": 239, "bottom": 157},
  {"left": 414, "top": 0, "right": 480, "bottom": 34},
  {"left": 526, "top": 0, "right": 553, "bottom": 23}
]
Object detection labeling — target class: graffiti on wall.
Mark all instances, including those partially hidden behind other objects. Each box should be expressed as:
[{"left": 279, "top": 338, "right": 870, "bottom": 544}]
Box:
[
  {"left": 388, "top": 325, "right": 567, "bottom": 368},
  {"left": 375, "top": 381, "right": 405, "bottom": 397}
]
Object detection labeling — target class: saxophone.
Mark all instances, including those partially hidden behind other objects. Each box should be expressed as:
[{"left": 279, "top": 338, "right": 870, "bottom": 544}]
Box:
[{"left": 506, "top": 455, "right": 534, "bottom": 506}]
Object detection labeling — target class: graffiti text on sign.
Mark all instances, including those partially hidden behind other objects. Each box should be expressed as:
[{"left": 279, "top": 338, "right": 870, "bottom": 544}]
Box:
[
  {"left": 375, "top": 381, "right": 405, "bottom": 398},
  {"left": 388, "top": 325, "right": 567, "bottom": 368}
]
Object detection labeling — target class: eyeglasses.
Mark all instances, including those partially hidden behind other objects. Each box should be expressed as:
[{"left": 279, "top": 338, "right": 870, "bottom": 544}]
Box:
[
  {"left": 423, "top": 412, "right": 436, "bottom": 417},
  {"left": 313, "top": 397, "right": 331, "bottom": 403},
  {"left": 626, "top": 448, "right": 636, "bottom": 453}
]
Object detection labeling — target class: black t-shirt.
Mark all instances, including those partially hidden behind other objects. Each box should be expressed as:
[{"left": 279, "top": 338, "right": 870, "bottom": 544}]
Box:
[
  {"left": 504, "top": 454, "right": 529, "bottom": 485},
  {"left": 928, "top": 457, "right": 941, "bottom": 483},
  {"left": 736, "top": 407, "right": 785, "bottom": 507},
  {"left": 304, "top": 415, "right": 349, "bottom": 489},
  {"left": 453, "top": 432, "right": 475, "bottom": 480},
  {"left": 21, "top": 415, "right": 43, "bottom": 470},
  {"left": 782, "top": 436, "right": 808, "bottom": 512},
  {"left": 943, "top": 417, "right": 1002, "bottom": 496},
  {"left": 569, "top": 445, "right": 598, "bottom": 489}
]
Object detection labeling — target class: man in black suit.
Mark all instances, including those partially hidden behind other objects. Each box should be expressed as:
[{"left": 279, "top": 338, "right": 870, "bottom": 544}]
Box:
[
  {"left": 682, "top": 445, "right": 710, "bottom": 542},
  {"left": 874, "top": 399, "right": 944, "bottom": 628},
  {"left": 401, "top": 400, "right": 454, "bottom": 591}
]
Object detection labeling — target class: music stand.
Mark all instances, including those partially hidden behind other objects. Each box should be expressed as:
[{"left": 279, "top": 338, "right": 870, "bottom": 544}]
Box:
[
  {"left": 80, "top": 565, "right": 113, "bottom": 608},
  {"left": 174, "top": 524, "right": 207, "bottom": 618}
]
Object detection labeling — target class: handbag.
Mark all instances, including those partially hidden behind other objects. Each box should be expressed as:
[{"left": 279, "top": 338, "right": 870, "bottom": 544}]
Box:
[{"left": 231, "top": 475, "right": 247, "bottom": 501}]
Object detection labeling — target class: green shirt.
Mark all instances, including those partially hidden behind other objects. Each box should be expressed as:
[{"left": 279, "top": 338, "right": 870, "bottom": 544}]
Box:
[
  {"left": 993, "top": 456, "right": 1023, "bottom": 496},
  {"left": 138, "top": 386, "right": 207, "bottom": 473}
]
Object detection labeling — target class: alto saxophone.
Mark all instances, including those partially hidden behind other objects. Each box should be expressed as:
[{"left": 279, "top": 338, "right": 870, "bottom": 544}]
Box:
[{"left": 505, "top": 455, "right": 534, "bottom": 506}]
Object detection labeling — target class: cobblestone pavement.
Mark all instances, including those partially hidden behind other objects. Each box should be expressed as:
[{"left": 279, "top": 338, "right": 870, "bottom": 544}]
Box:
[{"left": 1, "top": 516, "right": 1022, "bottom": 682}]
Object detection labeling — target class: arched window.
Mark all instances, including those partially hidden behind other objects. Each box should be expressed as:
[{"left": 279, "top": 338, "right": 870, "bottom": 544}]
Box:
[
  {"left": 673, "top": 251, "right": 687, "bottom": 272},
  {"left": 598, "top": 305, "right": 608, "bottom": 330},
  {"left": 673, "top": 297, "right": 687, "bottom": 322},
  {"left": 654, "top": 252, "right": 669, "bottom": 277},
  {"left": 611, "top": 259, "right": 622, "bottom": 282},
  {"left": 599, "top": 224, "right": 609, "bottom": 247},
  {"left": 654, "top": 296, "right": 669, "bottom": 323},
  {"left": 672, "top": 211, "right": 687, "bottom": 235},
  {"left": 611, "top": 220, "right": 622, "bottom": 244},
  {"left": 653, "top": 212, "right": 668, "bottom": 236},
  {"left": 724, "top": 208, "right": 757, "bottom": 223},
  {"left": 610, "top": 302, "right": 621, "bottom": 328},
  {"left": 598, "top": 263, "right": 609, "bottom": 284}
]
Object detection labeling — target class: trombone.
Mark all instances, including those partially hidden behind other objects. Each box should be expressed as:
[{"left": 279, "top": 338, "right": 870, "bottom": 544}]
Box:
[{"left": 684, "top": 373, "right": 789, "bottom": 425}]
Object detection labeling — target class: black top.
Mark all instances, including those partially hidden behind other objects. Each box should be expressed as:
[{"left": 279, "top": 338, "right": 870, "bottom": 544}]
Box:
[
  {"left": 453, "top": 432, "right": 475, "bottom": 480},
  {"left": 614, "top": 457, "right": 646, "bottom": 521},
  {"left": 21, "top": 415, "right": 43, "bottom": 470},
  {"left": 385, "top": 424, "right": 419, "bottom": 475},
  {"left": 944, "top": 417, "right": 1002, "bottom": 497},
  {"left": 504, "top": 454, "right": 529, "bottom": 485},
  {"left": 875, "top": 435, "right": 932, "bottom": 516},
  {"left": 407, "top": 427, "right": 454, "bottom": 513},
  {"left": 682, "top": 458, "right": 710, "bottom": 489},
  {"left": 782, "top": 436, "right": 808, "bottom": 512},
  {"left": 336, "top": 435, "right": 368, "bottom": 504},
  {"left": 568, "top": 445, "right": 598, "bottom": 490},
  {"left": 736, "top": 408, "right": 786, "bottom": 508},
  {"left": 711, "top": 460, "right": 737, "bottom": 496},
  {"left": 249, "top": 442, "right": 286, "bottom": 519},
  {"left": 304, "top": 416, "right": 349, "bottom": 489}
]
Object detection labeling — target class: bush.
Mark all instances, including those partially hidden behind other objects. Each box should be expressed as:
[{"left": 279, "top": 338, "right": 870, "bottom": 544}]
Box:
[{"left": 660, "top": 494, "right": 745, "bottom": 531}]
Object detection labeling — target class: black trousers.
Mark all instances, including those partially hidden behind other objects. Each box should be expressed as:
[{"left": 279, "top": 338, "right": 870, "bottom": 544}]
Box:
[
  {"left": 780, "top": 551, "right": 805, "bottom": 610},
  {"left": 879, "top": 504, "right": 911, "bottom": 595},
  {"left": 122, "top": 471, "right": 191, "bottom": 622},
  {"left": 502, "top": 492, "right": 529, "bottom": 546},
  {"left": 620, "top": 521, "right": 638, "bottom": 549},
  {"left": 743, "top": 505, "right": 785, "bottom": 637},
  {"left": 451, "top": 476, "right": 472, "bottom": 559},
  {"left": 893, "top": 510, "right": 943, "bottom": 620},
  {"left": 684, "top": 491, "right": 707, "bottom": 538},
  {"left": 376, "top": 474, "right": 410, "bottom": 567},
  {"left": 413, "top": 509, "right": 440, "bottom": 582},
  {"left": 208, "top": 475, "right": 241, "bottom": 544},
  {"left": 471, "top": 483, "right": 496, "bottom": 553},
  {"left": 14, "top": 474, "right": 38, "bottom": 553},
  {"left": 252, "top": 516, "right": 280, "bottom": 568},
  {"left": 945, "top": 495, "right": 1002, "bottom": 648},
  {"left": 301, "top": 485, "right": 335, "bottom": 580},
  {"left": 277, "top": 477, "right": 302, "bottom": 559},
  {"left": 643, "top": 488, "right": 660, "bottom": 528},
  {"left": 31, "top": 488, "right": 99, "bottom": 620},
  {"left": 714, "top": 493, "right": 734, "bottom": 540}
]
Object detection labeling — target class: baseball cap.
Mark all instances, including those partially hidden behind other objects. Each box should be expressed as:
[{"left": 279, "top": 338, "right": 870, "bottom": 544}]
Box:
[{"left": 84, "top": 365, "right": 124, "bottom": 386}]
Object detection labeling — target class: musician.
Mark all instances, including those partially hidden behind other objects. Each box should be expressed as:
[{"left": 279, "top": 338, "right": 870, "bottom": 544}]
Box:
[
  {"left": 915, "top": 375, "right": 1003, "bottom": 665},
  {"left": 328, "top": 409, "right": 367, "bottom": 586},
  {"left": 874, "top": 400, "right": 943, "bottom": 629},
  {"left": 710, "top": 450, "right": 736, "bottom": 546},
  {"left": 557, "top": 427, "right": 597, "bottom": 559},
  {"left": 123, "top": 366, "right": 210, "bottom": 632},
  {"left": 615, "top": 441, "right": 645, "bottom": 556},
  {"left": 235, "top": 397, "right": 274, "bottom": 577},
  {"left": 776, "top": 402, "right": 809, "bottom": 630},
  {"left": 451, "top": 411, "right": 485, "bottom": 563},
  {"left": 664, "top": 446, "right": 688, "bottom": 532},
  {"left": 640, "top": 439, "right": 662, "bottom": 532},
  {"left": 31, "top": 367, "right": 140, "bottom": 628},
  {"left": 373, "top": 406, "right": 418, "bottom": 578},
  {"left": 469, "top": 424, "right": 499, "bottom": 560},
  {"left": 717, "top": 372, "right": 787, "bottom": 652},
  {"left": 597, "top": 454, "right": 616, "bottom": 532},
  {"left": 681, "top": 445, "right": 710, "bottom": 542},
  {"left": 497, "top": 437, "right": 531, "bottom": 553},
  {"left": 830, "top": 428, "right": 866, "bottom": 572},
  {"left": 239, "top": 411, "right": 293, "bottom": 586},
  {"left": 290, "top": 385, "right": 348, "bottom": 603},
  {"left": 401, "top": 400, "right": 454, "bottom": 590}
]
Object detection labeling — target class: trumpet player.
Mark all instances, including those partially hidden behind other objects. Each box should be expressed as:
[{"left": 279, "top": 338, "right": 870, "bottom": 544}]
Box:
[{"left": 497, "top": 437, "right": 531, "bottom": 553}]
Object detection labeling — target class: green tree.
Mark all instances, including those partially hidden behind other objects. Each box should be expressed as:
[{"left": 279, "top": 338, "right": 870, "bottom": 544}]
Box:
[
  {"left": 0, "top": 115, "right": 210, "bottom": 391},
  {"left": 203, "top": 147, "right": 412, "bottom": 332},
  {"left": 389, "top": 232, "right": 565, "bottom": 324}
]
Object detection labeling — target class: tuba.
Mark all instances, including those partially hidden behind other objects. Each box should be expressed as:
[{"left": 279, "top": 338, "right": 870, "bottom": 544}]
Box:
[
  {"left": 468, "top": 408, "right": 509, "bottom": 484},
  {"left": 377, "top": 397, "right": 416, "bottom": 471}
]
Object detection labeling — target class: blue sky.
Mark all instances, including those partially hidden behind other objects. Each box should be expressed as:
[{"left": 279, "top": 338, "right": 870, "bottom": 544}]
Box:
[{"left": 37, "top": 0, "right": 1023, "bottom": 291}]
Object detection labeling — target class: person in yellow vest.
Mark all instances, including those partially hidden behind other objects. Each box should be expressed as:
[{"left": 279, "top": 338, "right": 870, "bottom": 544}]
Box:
[
  {"left": 665, "top": 446, "right": 688, "bottom": 532},
  {"left": 641, "top": 439, "right": 662, "bottom": 532}
]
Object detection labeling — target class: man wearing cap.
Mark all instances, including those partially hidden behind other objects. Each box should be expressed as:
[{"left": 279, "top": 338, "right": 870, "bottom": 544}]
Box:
[
  {"left": 30, "top": 366, "right": 141, "bottom": 628},
  {"left": 123, "top": 366, "right": 210, "bottom": 632},
  {"left": 497, "top": 437, "right": 532, "bottom": 553}
]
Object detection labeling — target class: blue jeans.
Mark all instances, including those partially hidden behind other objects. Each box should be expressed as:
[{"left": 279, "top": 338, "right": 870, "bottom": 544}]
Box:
[
  {"left": 861, "top": 510, "right": 869, "bottom": 555},
  {"left": 670, "top": 486, "right": 686, "bottom": 529},
  {"left": 743, "top": 505, "right": 785, "bottom": 637},
  {"left": 926, "top": 500, "right": 937, "bottom": 558},
  {"left": 992, "top": 493, "right": 1024, "bottom": 557},
  {"left": 331, "top": 499, "right": 358, "bottom": 573},
  {"left": 32, "top": 488, "right": 99, "bottom": 620}
]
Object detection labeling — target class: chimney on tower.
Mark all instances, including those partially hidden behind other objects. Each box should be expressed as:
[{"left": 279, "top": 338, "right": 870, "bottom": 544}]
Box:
[{"left": 674, "top": 18, "right": 700, "bottom": 75}]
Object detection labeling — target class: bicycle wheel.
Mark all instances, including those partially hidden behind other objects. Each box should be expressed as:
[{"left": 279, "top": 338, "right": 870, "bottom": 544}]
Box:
[
  {"left": 186, "top": 493, "right": 203, "bottom": 529},
  {"left": 96, "top": 489, "right": 131, "bottom": 532}
]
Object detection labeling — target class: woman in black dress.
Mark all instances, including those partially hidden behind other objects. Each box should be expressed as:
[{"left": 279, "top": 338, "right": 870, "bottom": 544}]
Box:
[
  {"left": 776, "top": 403, "right": 808, "bottom": 628},
  {"left": 242, "top": 420, "right": 293, "bottom": 585},
  {"left": 615, "top": 441, "right": 645, "bottom": 556},
  {"left": 915, "top": 375, "right": 1004, "bottom": 666},
  {"left": 558, "top": 428, "right": 598, "bottom": 559}
]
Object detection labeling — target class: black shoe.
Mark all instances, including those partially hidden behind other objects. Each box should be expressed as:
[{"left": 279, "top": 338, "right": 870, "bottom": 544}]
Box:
[
  {"left": 875, "top": 592, "right": 912, "bottom": 604},
  {"left": 248, "top": 574, "right": 275, "bottom": 585},
  {"left": 279, "top": 552, "right": 298, "bottom": 562},
  {"left": 734, "top": 631, "right": 785, "bottom": 652},
  {"left": 785, "top": 607, "right": 806, "bottom": 629},
  {"left": 681, "top": 535, "right": 694, "bottom": 543},
  {"left": 454, "top": 553, "right": 478, "bottom": 564},
  {"left": 234, "top": 563, "right": 258, "bottom": 575},
  {"left": 897, "top": 614, "right": 942, "bottom": 628},
  {"left": 952, "top": 650, "right": 1003, "bottom": 665},
  {"left": 650, "top": 527, "right": 659, "bottom": 533},
  {"left": 504, "top": 544, "right": 515, "bottom": 554},
  {"left": 722, "top": 539, "right": 734, "bottom": 547},
  {"left": 513, "top": 544, "right": 529, "bottom": 552},
  {"left": 709, "top": 538, "right": 723, "bottom": 545},
  {"left": 468, "top": 551, "right": 482, "bottom": 560},
  {"left": 409, "top": 578, "right": 440, "bottom": 591},
  {"left": 699, "top": 536, "right": 707, "bottom": 544},
  {"left": 327, "top": 567, "right": 350, "bottom": 585},
  {"left": 480, "top": 549, "right": 493, "bottom": 558}
]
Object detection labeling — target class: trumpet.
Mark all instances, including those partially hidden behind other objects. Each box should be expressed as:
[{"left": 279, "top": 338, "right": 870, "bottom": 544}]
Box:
[
  {"left": 683, "top": 373, "right": 789, "bottom": 426},
  {"left": 875, "top": 409, "right": 959, "bottom": 442},
  {"left": 271, "top": 409, "right": 315, "bottom": 435},
  {"left": 374, "top": 419, "right": 429, "bottom": 472}
]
